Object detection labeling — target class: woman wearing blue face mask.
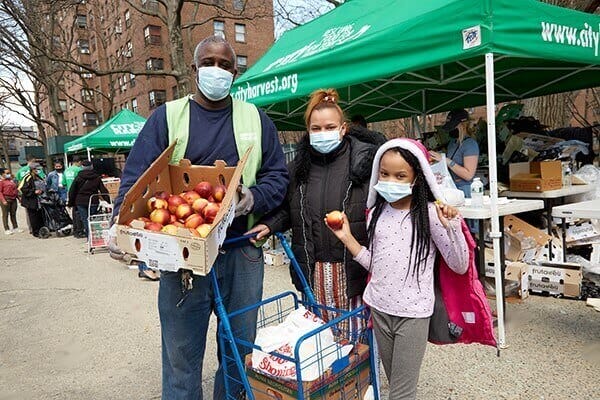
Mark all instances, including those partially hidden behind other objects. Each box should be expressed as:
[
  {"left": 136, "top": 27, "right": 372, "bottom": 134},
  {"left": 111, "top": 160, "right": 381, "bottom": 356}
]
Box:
[{"left": 248, "top": 88, "right": 380, "bottom": 332}]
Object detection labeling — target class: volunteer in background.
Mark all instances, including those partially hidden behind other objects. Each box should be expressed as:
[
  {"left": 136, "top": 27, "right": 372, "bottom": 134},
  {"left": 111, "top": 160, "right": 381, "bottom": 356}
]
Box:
[
  {"left": 17, "top": 162, "right": 45, "bottom": 237},
  {"left": 0, "top": 168, "right": 22, "bottom": 235},
  {"left": 64, "top": 157, "right": 85, "bottom": 238},
  {"left": 46, "top": 161, "right": 67, "bottom": 203},
  {"left": 110, "top": 36, "right": 288, "bottom": 400},
  {"left": 16, "top": 154, "right": 46, "bottom": 182},
  {"left": 430, "top": 108, "right": 479, "bottom": 198}
]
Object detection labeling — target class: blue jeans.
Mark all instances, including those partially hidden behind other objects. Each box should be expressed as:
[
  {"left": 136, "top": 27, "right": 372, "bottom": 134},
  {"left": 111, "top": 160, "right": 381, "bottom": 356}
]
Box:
[
  {"left": 77, "top": 204, "right": 97, "bottom": 238},
  {"left": 159, "top": 245, "right": 264, "bottom": 400}
]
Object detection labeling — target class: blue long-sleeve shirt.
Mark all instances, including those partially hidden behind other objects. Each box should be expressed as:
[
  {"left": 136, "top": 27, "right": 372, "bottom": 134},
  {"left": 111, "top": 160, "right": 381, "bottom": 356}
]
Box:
[{"left": 113, "top": 98, "right": 289, "bottom": 236}]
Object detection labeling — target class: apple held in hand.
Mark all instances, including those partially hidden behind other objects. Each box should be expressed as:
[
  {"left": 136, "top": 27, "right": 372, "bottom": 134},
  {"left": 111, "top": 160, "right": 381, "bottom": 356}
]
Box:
[
  {"left": 194, "top": 181, "right": 213, "bottom": 199},
  {"left": 150, "top": 208, "right": 171, "bottom": 225},
  {"left": 325, "top": 210, "right": 344, "bottom": 230}
]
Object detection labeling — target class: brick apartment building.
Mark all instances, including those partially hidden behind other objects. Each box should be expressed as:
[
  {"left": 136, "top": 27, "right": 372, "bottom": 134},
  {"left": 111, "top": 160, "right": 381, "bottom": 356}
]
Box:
[{"left": 40, "top": 0, "right": 274, "bottom": 139}]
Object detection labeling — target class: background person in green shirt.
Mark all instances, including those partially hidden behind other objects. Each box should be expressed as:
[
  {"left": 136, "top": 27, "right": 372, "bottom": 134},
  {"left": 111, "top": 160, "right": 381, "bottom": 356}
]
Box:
[
  {"left": 16, "top": 155, "right": 46, "bottom": 182},
  {"left": 64, "top": 156, "right": 85, "bottom": 238}
]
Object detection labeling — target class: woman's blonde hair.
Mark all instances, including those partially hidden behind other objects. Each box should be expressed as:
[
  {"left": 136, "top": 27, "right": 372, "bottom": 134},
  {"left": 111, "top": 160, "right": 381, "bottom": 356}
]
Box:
[{"left": 304, "top": 88, "right": 345, "bottom": 129}]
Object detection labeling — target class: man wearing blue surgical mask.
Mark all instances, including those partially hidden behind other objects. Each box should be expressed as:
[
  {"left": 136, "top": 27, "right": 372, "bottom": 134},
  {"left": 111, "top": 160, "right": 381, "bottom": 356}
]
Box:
[{"left": 109, "top": 35, "right": 288, "bottom": 400}]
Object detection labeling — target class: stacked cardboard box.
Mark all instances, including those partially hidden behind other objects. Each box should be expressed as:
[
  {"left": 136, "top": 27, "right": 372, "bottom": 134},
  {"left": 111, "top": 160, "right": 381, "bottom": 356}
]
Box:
[{"left": 509, "top": 161, "right": 562, "bottom": 192}]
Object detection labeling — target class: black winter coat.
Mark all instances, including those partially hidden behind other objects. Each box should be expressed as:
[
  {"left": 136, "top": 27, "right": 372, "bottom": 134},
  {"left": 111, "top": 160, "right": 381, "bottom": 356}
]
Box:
[
  {"left": 19, "top": 173, "right": 44, "bottom": 210},
  {"left": 68, "top": 169, "right": 110, "bottom": 207},
  {"left": 261, "top": 132, "right": 378, "bottom": 298}
]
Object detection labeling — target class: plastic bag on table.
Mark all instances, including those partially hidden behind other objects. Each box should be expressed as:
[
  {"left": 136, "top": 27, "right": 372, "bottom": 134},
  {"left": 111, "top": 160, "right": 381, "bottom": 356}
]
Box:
[{"left": 251, "top": 306, "right": 353, "bottom": 381}]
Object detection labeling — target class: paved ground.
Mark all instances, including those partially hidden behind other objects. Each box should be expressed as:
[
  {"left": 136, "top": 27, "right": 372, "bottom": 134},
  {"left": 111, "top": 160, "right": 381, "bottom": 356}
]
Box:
[{"left": 1, "top": 210, "right": 599, "bottom": 399}]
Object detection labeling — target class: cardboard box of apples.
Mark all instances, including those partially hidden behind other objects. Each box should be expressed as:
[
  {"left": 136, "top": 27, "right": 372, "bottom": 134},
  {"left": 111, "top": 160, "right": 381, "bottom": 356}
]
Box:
[{"left": 115, "top": 143, "right": 250, "bottom": 276}]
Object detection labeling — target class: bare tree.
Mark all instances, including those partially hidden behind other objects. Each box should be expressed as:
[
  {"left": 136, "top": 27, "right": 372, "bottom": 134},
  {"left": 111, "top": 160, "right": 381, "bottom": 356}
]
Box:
[{"left": 274, "top": 0, "right": 343, "bottom": 38}]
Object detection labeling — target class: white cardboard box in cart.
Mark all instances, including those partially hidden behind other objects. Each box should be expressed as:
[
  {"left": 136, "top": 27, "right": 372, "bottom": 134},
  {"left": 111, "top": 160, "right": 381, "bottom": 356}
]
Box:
[{"left": 115, "top": 143, "right": 249, "bottom": 276}]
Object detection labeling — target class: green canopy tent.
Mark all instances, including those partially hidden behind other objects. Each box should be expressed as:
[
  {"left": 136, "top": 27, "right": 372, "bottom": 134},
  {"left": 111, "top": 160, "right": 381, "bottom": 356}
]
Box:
[
  {"left": 63, "top": 109, "right": 146, "bottom": 160},
  {"left": 232, "top": 0, "right": 600, "bottom": 347}
]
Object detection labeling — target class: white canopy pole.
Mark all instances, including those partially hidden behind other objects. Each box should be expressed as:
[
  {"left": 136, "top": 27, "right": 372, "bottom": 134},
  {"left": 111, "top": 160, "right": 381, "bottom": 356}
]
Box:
[
  {"left": 63, "top": 153, "right": 68, "bottom": 167},
  {"left": 86, "top": 147, "right": 91, "bottom": 161},
  {"left": 485, "top": 53, "right": 506, "bottom": 348}
]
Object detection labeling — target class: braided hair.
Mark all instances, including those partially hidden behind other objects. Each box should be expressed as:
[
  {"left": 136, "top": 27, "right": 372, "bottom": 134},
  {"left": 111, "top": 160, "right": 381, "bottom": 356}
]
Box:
[{"left": 366, "top": 147, "right": 436, "bottom": 284}]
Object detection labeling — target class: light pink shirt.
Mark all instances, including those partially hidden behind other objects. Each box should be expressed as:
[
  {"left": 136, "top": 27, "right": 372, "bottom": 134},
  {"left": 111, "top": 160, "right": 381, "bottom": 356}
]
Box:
[{"left": 355, "top": 203, "right": 468, "bottom": 318}]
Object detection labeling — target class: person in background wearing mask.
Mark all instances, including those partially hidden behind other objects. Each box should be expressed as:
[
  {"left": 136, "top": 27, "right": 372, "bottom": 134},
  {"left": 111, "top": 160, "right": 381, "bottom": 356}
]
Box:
[
  {"left": 64, "top": 157, "right": 85, "bottom": 238},
  {"left": 0, "top": 168, "right": 22, "bottom": 235},
  {"left": 248, "top": 88, "right": 379, "bottom": 335},
  {"left": 46, "top": 161, "right": 67, "bottom": 203},
  {"left": 109, "top": 35, "right": 288, "bottom": 399},
  {"left": 430, "top": 108, "right": 479, "bottom": 198},
  {"left": 16, "top": 154, "right": 46, "bottom": 182},
  {"left": 17, "top": 163, "right": 45, "bottom": 237}
]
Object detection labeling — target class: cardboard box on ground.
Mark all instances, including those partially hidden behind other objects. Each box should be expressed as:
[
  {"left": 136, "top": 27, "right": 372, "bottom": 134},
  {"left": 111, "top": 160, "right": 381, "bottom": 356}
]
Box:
[
  {"left": 245, "top": 343, "right": 370, "bottom": 400},
  {"left": 509, "top": 160, "right": 562, "bottom": 192},
  {"left": 115, "top": 143, "right": 250, "bottom": 276},
  {"left": 503, "top": 215, "right": 554, "bottom": 263}
]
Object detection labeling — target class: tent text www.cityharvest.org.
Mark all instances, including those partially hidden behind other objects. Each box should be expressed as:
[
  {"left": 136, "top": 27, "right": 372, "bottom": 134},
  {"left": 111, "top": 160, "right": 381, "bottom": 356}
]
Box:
[
  {"left": 233, "top": 73, "right": 298, "bottom": 102},
  {"left": 109, "top": 140, "right": 136, "bottom": 147},
  {"left": 541, "top": 21, "right": 599, "bottom": 56}
]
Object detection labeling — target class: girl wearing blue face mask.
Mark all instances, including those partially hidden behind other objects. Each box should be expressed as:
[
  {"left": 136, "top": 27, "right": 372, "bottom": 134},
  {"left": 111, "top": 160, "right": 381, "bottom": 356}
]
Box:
[
  {"left": 327, "top": 138, "right": 470, "bottom": 400},
  {"left": 249, "top": 88, "right": 381, "bottom": 335}
]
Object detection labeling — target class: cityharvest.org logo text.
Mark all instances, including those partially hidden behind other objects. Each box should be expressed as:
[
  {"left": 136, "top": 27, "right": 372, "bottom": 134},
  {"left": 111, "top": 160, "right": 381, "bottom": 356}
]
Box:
[{"left": 541, "top": 21, "right": 599, "bottom": 57}]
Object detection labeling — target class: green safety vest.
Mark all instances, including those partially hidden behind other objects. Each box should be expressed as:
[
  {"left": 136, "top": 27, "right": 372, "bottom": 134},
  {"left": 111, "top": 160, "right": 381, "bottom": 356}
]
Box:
[{"left": 165, "top": 95, "right": 262, "bottom": 229}]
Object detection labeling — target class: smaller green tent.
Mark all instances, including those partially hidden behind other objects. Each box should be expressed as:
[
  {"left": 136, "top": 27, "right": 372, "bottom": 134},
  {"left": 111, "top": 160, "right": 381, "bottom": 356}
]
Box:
[{"left": 64, "top": 109, "right": 146, "bottom": 155}]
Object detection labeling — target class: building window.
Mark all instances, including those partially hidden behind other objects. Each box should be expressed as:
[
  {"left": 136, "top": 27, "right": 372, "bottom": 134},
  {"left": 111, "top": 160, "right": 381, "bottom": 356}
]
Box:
[
  {"left": 81, "top": 89, "right": 93, "bottom": 102},
  {"left": 77, "top": 39, "right": 90, "bottom": 54},
  {"left": 83, "top": 112, "right": 97, "bottom": 127},
  {"left": 132, "top": 98, "right": 138, "bottom": 113},
  {"left": 237, "top": 55, "right": 248, "bottom": 74},
  {"left": 97, "top": 112, "right": 103, "bottom": 124},
  {"left": 148, "top": 90, "right": 166, "bottom": 109},
  {"left": 124, "top": 10, "right": 131, "bottom": 28},
  {"left": 76, "top": 14, "right": 87, "bottom": 28},
  {"left": 144, "top": 25, "right": 161, "bottom": 46},
  {"left": 115, "top": 18, "right": 123, "bottom": 34},
  {"left": 146, "top": 58, "right": 164, "bottom": 71},
  {"left": 80, "top": 65, "right": 93, "bottom": 79},
  {"left": 233, "top": 0, "right": 245, "bottom": 10},
  {"left": 130, "top": 73, "right": 136, "bottom": 88},
  {"left": 59, "top": 100, "right": 67, "bottom": 112},
  {"left": 234, "top": 24, "right": 246, "bottom": 42},
  {"left": 213, "top": 20, "right": 225, "bottom": 39},
  {"left": 125, "top": 41, "right": 133, "bottom": 58}
]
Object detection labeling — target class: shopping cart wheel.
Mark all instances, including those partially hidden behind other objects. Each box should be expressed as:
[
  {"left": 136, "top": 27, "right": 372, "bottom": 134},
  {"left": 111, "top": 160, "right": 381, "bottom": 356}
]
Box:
[{"left": 39, "top": 227, "right": 51, "bottom": 239}]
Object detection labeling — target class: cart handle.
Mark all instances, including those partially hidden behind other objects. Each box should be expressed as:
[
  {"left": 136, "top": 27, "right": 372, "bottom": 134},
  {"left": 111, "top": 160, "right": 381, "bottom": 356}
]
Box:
[{"left": 222, "top": 233, "right": 257, "bottom": 246}]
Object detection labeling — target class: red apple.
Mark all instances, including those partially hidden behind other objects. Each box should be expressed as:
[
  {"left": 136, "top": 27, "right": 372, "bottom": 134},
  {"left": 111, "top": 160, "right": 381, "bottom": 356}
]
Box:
[
  {"left": 325, "top": 210, "right": 344, "bottom": 230},
  {"left": 202, "top": 202, "right": 220, "bottom": 224},
  {"left": 144, "top": 222, "right": 163, "bottom": 231},
  {"left": 213, "top": 184, "right": 227, "bottom": 203},
  {"left": 150, "top": 208, "right": 171, "bottom": 225},
  {"left": 207, "top": 195, "right": 215, "bottom": 202},
  {"left": 182, "top": 190, "right": 201, "bottom": 205},
  {"left": 172, "top": 221, "right": 185, "bottom": 228},
  {"left": 169, "top": 214, "right": 178, "bottom": 224},
  {"left": 161, "top": 224, "right": 179, "bottom": 235},
  {"left": 137, "top": 216, "right": 151, "bottom": 223},
  {"left": 192, "top": 197, "right": 209, "bottom": 214},
  {"left": 196, "top": 224, "right": 212, "bottom": 238},
  {"left": 194, "top": 181, "right": 213, "bottom": 199},
  {"left": 167, "top": 195, "right": 186, "bottom": 214},
  {"left": 175, "top": 203, "right": 193, "bottom": 220},
  {"left": 153, "top": 190, "right": 170, "bottom": 200},
  {"left": 184, "top": 213, "right": 204, "bottom": 229},
  {"left": 147, "top": 197, "right": 168, "bottom": 213}
]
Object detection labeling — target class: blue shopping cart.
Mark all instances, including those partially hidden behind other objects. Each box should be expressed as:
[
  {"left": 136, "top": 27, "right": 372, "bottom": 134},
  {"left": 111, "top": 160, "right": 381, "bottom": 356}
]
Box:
[{"left": 214, "top": 232, "right": 379, "bottom": 400}]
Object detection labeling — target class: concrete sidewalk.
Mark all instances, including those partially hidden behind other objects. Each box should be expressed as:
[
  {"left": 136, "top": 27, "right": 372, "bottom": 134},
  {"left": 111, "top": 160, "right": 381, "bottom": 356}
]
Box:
[{"left": 1, "top": 209, "right": 598, "bottom": 399}]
